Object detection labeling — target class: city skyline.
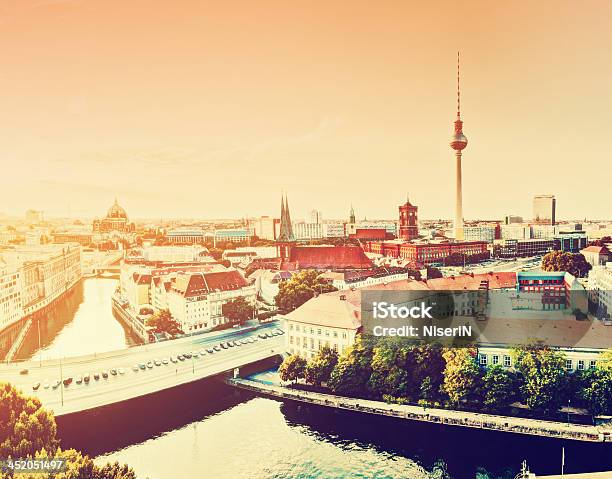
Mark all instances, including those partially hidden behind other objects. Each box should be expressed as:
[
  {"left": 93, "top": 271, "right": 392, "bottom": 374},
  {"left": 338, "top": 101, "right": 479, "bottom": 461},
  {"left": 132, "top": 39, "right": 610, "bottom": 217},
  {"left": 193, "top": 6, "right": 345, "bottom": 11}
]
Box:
[{"left": 1, "top": 1, "right": 611, "bottom": 220}]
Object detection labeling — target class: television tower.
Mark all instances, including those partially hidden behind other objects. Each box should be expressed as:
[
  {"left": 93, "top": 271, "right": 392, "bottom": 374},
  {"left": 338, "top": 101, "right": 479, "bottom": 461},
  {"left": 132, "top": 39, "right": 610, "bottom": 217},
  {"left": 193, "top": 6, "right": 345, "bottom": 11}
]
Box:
[{"left": 450, "top": 51, "right": 468, "bottom": 241}]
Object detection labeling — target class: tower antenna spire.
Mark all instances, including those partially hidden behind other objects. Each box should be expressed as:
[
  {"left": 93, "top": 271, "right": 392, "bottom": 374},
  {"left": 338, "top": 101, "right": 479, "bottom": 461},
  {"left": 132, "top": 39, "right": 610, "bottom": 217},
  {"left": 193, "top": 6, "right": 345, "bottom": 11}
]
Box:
[{"left": 457, "top": 51, "right": 461, "bottom": 120}]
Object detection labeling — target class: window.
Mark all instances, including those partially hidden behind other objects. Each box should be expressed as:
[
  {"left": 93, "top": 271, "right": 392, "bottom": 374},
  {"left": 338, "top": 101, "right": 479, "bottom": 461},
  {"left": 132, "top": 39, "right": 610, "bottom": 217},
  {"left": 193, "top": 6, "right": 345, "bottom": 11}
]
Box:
[
  {"left": 503, "top": 355, "right": 511, "bottom": 367},
  {"left": 565, "top": 359, "right": 573, "bottom": 371},
  {"left": 590, "top": 360, "right": 597, "bottom": 369},
  {"left": 479, "top": 355, "right": 487, "bottom": 366},
  {"left": 492, "top": 355, "right": 499, "bottom": 365},
  {"left": 578, "top": 360, "right": 585, "bottom": 371}
]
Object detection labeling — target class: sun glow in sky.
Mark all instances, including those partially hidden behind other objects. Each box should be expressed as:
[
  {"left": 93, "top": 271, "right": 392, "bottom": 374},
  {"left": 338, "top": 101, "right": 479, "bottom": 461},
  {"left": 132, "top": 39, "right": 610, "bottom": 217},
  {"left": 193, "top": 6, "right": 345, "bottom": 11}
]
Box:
[{"left": 0, "top": 0, "right": 611, "bottom": 220}]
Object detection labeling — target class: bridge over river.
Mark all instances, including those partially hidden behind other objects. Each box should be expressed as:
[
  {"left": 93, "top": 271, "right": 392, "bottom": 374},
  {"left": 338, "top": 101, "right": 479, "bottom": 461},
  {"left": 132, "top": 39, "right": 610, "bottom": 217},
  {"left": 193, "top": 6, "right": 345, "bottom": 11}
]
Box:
[{"left": 0, "top": 323, "right": 284, "bottom": 417}]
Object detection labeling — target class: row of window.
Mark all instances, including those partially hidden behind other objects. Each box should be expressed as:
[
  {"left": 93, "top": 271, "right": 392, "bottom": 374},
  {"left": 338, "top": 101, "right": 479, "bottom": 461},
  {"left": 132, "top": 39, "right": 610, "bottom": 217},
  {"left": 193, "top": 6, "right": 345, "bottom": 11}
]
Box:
[
  {"left": 288, "top": 323, "right": 347, "bottom": 339},
  {"left": 479, "top": 354, "right": 512, "bottom": 368},
  {"left": 479, "top": 354, "right": 598, "bottom": 371}
]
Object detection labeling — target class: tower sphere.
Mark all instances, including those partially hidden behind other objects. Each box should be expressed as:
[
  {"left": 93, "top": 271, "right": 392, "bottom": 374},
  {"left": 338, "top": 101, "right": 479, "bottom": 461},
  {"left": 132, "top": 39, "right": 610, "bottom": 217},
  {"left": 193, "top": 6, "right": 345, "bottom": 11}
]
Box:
[{"left": 450, "top": 131, "right": 468, "bottom": 150}]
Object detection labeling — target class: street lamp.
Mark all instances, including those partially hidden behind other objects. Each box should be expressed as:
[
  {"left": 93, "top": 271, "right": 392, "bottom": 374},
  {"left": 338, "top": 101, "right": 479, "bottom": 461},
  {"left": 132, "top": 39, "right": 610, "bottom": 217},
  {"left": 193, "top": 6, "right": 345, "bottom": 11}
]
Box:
[{"left": 59, "top": 357, "right": 64, "bottom": 407}]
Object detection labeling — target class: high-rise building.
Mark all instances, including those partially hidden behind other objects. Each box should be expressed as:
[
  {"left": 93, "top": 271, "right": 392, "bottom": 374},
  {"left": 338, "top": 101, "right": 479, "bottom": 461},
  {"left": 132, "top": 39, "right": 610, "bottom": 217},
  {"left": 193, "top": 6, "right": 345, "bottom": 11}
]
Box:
[
  {"left": 450, "top": 52, "right": 468, "bottom": 241},
  {"left": 249, "top": 216, "right": 279, "bottom": 240},
  {"left": 398, "top": 196, "right": 418, "bottom": 241},
  {"left": 533, "top": 194, "right": 556, "bottom": 225},
  {"left": 309, "top": 209, "right": 323, "bottom": 224}
]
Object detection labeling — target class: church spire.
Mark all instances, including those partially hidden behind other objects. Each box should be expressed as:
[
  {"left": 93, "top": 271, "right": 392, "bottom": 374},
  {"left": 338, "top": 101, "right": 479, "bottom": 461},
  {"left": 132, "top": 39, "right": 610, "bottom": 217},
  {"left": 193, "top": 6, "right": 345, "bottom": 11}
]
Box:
[{"left": 277, "top": 192, "right": 295, "bottom": 242}]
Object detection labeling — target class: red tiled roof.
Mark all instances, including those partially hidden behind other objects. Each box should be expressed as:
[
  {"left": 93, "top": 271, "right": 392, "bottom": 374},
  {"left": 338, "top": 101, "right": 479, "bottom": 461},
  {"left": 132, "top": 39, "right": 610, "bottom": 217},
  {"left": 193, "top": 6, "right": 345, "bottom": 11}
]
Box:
[
  {"left": 204, "top": 270, "right": 248, "bottom": 291},
  {"left": 283, "top": 245, "right": 373, "bottom": 270},
  {"left": 426, "top": 271, "right": 517, "bottom": 290},
  {"left": 349, "top": 228, "right": 387, "bottom": 240},
  {"left": 172, "top": 270, "right": 249, "bottom": 298}
]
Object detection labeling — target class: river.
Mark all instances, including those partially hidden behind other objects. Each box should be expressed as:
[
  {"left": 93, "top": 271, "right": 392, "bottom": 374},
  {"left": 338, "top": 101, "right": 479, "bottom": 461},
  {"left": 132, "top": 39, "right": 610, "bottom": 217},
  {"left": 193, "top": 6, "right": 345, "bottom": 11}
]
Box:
[{"left": 14, "top": 278, "right": 612, "bottom": 478}]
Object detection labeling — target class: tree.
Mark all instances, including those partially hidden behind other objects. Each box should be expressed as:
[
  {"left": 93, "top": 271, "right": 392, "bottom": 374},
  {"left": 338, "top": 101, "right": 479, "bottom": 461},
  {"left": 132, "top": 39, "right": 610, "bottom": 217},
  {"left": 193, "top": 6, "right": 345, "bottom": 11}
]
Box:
[
  {"left": 512, "top": 343, "right": 567, "bottom": 413},
  {"left": 304, "top": 346, "right": 338, "bottom": 386},
  {"left": 441, "top": 348, "right": 481, "bottom": 406},
  {"left": 426, "top": 267, "right": 444, "bottom": 279},
  {"left": 589, "top": 236, "right": 611, "bottom": 247},
  {"left": 581, "top": 369, "right": 612, "bottom": 416},
  {"left": 482, "top": 365, "right": 517, "bottom": 411},
  {"left": 0, "top": 384, "right": 135, "bottom": 479},
  {"left": 278, "top": 354, "right": 307, "bottom": 384},
  {"left": 367, "top": 340, "right": 445, "bottom": 402},
  {"left": 596, "top": 350, "right": 612, "bottom": 372},
  {"left": 274, "top": 270, "right": 337, "bottom": 312},
  {"left": 222, "top": 296, "right": 254, "bottom": 325},
  {"left": 328, "top": 336, "right": 375, "bottom": 397},
  {"left": 541, "top": 251, "right": 592, "bottom": 278},
  {"left": 146, "top": 309, "right": 183, "bottom": 337},
  {"left": 368, "top": 338, "right": 411, "bottom": 398},
  {"left": 0, "top": 383, "right": 58, "bottom": 459}
]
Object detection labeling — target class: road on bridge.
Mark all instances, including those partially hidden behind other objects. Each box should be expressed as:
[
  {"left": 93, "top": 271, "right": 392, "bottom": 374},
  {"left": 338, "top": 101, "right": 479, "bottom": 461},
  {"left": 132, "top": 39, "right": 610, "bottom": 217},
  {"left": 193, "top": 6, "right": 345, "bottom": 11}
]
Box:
[{"left": 0, "top": 323, "right": 285, "bottom": 416}]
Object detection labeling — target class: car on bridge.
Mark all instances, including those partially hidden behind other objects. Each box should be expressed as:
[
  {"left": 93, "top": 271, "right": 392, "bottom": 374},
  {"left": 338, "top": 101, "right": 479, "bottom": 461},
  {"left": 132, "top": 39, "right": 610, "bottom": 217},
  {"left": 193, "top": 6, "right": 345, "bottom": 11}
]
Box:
[{"left": 63, "top": 377, "right": 73, "bottom": 386}]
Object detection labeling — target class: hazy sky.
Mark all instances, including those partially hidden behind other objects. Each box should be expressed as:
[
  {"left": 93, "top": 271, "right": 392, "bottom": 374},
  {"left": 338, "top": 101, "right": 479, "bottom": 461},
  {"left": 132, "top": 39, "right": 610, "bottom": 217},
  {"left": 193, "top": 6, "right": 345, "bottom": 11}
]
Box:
[{"left": 0, "top": 0, "right": 611, "bottom": 221}]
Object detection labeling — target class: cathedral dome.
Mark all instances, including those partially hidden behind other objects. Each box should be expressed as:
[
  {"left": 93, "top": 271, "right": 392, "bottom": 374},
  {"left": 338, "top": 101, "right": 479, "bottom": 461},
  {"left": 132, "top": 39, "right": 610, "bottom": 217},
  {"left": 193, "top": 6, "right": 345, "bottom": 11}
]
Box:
[{"left": 107, "top": 198, "right": 128, "bottom": 219}]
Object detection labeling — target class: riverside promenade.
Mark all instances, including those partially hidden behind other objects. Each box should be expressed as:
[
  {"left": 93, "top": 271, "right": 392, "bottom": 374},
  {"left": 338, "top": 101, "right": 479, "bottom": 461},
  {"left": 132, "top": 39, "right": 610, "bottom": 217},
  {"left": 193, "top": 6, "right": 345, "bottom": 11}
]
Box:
[{"left": 227, "top": 378, "right": 612, "bottom": 443}]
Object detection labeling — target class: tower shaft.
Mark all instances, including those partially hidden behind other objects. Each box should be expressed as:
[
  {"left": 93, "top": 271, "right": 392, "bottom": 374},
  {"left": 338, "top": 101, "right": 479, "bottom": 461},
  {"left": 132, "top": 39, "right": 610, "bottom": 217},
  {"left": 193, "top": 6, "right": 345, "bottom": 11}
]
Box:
[{"left": 455, "top": 151, "right": 464, "bottom": 240}]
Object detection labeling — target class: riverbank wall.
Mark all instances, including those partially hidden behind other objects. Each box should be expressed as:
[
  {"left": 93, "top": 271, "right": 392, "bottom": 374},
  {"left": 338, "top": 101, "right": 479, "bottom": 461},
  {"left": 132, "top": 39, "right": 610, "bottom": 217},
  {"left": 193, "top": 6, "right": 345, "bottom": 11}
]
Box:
[
  {"left": 111, "top": 294, "right": 149, "bottom": 343},
  {"left": 227, "top": 378, "right": 612, "bottom": 443}
]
